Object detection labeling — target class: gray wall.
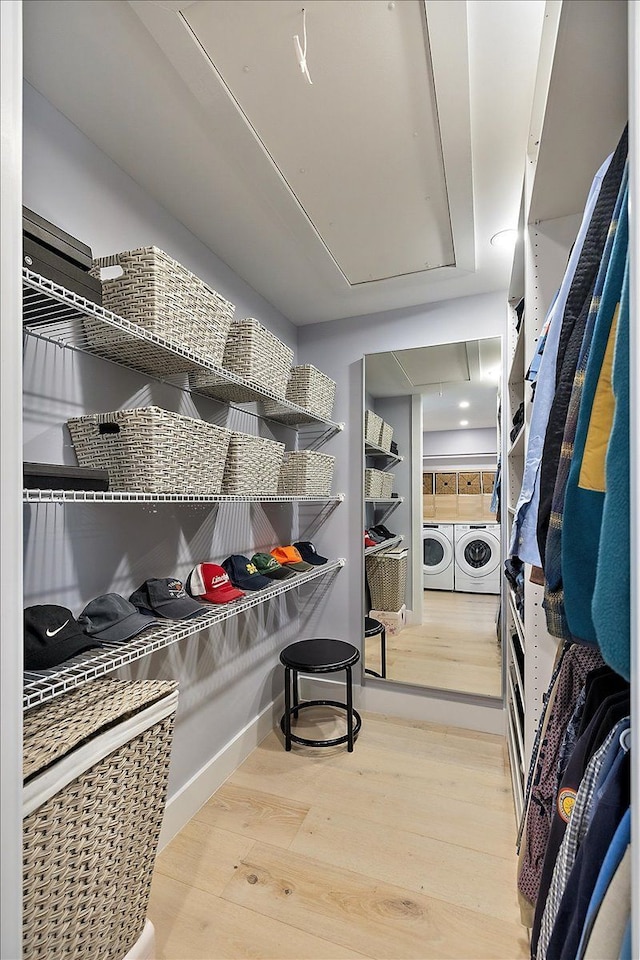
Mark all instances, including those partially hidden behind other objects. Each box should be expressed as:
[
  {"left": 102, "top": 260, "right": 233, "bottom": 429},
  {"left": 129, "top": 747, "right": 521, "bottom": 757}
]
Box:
[{"left": 22, "top": 84, "right": 313, "bottom": 801}]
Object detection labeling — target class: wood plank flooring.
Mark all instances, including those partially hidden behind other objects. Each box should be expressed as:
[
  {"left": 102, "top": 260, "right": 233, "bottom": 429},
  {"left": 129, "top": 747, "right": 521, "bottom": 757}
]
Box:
[
  {"left": 366, "top": 592, "right": 502, "bottom": 698},
  {"left": 149, "top": 711, "right": 526, "bottom": 959}
]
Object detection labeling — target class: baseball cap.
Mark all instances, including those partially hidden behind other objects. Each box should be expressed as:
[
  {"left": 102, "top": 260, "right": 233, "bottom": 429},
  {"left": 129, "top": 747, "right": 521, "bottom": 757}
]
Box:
[
  {"left": 294, "top": 541, "right": 328, "bottom": 566},
  {"left": 222, "top": 555, "right": 273, "bottom": 591},
  {"left": 130, "top": 578, "right": 207, "bottom": 620},
  {"left": 187, "top": 563, "right": 245, "bottom": 604},
  {"left": 24, "top": 605, "right": 103, "bottom": 670},
  {"left": 79, "top": 593, "right": 157, "bottom": 643},
  {"left": 270, "top": 545, "right": 314, "bottom": 572},
  {"left": 252, "top": 552, "right": 297, "bottom": 581}
]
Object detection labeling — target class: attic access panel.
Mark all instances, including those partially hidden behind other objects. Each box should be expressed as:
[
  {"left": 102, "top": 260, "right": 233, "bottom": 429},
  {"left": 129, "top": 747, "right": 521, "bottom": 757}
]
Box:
[{"left": 182, "top": 0, "right": 455, "bottom": 285}]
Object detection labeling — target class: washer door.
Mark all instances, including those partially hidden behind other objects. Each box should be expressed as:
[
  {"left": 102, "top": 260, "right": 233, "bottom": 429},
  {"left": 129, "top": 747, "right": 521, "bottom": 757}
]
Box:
[
  {"left": 455, "top": 529, "right": 500, "bottom": 578},
  {"left": 423, "top": 528, "right": 453, "bottom": 575}
]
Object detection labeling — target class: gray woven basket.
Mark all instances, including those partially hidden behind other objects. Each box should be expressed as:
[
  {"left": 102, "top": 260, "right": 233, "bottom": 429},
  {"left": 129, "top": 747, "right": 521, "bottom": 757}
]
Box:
[
  {"left": 365, "top": 550, "right": 408, "bottom": 611},
  {"left": 262, "top": 365, "right": 336, "bottom": 423},
  {"left": 67, "top": 406, "right": 231, "bottom": 494},
  {"left": 278, "top": 450, "right": 335, "bottom": 496},
  {"left": 379, "top": 471, "right": 394, "bottom": 498},
  {"left": 222, "top": 432, "right": 285, "bottom": 495},
  {"left": 365, "top": 410, "right": 383, "bottom": 446},
  {"left": 190, "top": 318, "right": 294, "bottom": 403},
  {"left": 23, "top": 679, "right": 177, "bottom": 960},
  {"left": 85, "top": 247, "right": 234, "bottom": 375},
  {"left": 364, "top": 467, "right": 383, "bottom": 498},
  {"left": 379, "top": 421, "right": 394, "bottom": 452}
]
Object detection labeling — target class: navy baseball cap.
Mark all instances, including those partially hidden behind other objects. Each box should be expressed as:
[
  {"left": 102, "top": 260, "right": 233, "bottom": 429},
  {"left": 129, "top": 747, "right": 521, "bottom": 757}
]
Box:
[
  {"left": 130, "top": 578, "right": 207, "bottom": 620},
  {"left": 293, "top": 541, "right": 328, "bottom": 565},
  {"left": 24, "top": 605, "right": 102, "bottom": 670},
  {"left": 222, "top": 555, "right": 272, "bottom": 591}
]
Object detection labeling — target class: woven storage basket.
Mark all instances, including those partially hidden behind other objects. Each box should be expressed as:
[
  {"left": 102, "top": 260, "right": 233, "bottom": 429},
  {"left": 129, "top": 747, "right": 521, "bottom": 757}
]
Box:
[
  {"left": 459, "top": 471, "right": 481, "bottom": 495},
  {"left": 365, "top": 468, "right": 383, "bottom": 498},
  {"left": 436, "top": 472, "right": 457, "bottom": 495},
  {"left": 222, "top": 432, "right": 285, "bottom": 495},
  {"left": 85, "top": 247, "right": 234, "bottom": 376},
  {"left": 482, "top": 471, "right": 495, "bottom": 494},
  {"left": 379, "top": 421, "right": 394, "bottom": 452},
  {"left": 262, "top": 365, "right": 336, "bottom": 423},
  {"left": 379, "top": 471, "right": 394, "bottom": 498},
  {"left": 365, "top": 410, "right": 383, "bottom": 446},
  {"left": 365, "top": 549, "right": 408, "bottom": 611},
  {"left": 278, "top": 450, "right": 335, "bottom": 497},
  {"left": 23, "top": 679, "right": 178, "bottom": 960},
  {"left": 67, "top": 406, "right": 231, "bottom": 494},
  {"left": 190, "top": 318, "right": 294, "bottom": 403}
]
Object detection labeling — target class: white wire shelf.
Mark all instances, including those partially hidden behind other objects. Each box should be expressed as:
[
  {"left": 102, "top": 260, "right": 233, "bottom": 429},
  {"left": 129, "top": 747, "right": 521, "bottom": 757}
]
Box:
[
  {"left": 22, "top": 270, "right": 344, "bottom": 433},
  {"left": 507, "top": 630, "right": 525, "bottom": 701},
  {"left": 364, "top": 442, "right": 403, "bottom": 465},
  {"left": 508, "top": 587, "right": 526, "bottom": 654},
  {"left": 23, "top": 489, "right": 346, "bottom": 505},
  {"left": 364, "top": 497, "right": 404, "bottom": 504},
  {"left": 364, "top": 535, "right": 404, "bottom": 556},
  {"left": 23, "top": 558, "right": 346, "bottom": 710}
]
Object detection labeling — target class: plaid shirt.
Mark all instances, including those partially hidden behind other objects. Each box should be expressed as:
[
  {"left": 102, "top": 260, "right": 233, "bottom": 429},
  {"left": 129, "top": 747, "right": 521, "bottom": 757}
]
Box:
[{"left": 535, "top": 723, "right": 621, "bottom": 959}]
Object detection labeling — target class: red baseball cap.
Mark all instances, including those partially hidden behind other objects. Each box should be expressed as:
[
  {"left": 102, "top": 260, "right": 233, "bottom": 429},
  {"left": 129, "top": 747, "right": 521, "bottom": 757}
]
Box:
[{"left": 187, "top": 563, "right": 245, "bottom": 604}]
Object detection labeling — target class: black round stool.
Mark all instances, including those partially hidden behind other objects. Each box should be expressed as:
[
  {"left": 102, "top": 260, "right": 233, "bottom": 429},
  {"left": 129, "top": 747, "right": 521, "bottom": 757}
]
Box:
[
  {"left": 279, "top": 638, "right": 362, "bottom": 752},
  {"left": 364, "top": 616, "right": 387, "bottom": 679}
]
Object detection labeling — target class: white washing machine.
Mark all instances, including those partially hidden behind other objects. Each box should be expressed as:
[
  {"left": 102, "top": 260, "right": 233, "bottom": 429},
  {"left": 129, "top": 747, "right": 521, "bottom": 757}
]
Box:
[
  {"left": 453, "top": 524, "right": 501, "bottom": 594},
  {"left": 422, "top": 523, "right": 455, "bottom": 591}
]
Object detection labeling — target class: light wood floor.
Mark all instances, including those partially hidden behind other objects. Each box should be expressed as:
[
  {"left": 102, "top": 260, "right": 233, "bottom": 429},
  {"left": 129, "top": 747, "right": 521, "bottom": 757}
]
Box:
[
  {"left": 365, "top": 592, "right": 502, "bottom": 698},
  {"left": 149, "top": 710, "right": 526, "bottom": 959}
]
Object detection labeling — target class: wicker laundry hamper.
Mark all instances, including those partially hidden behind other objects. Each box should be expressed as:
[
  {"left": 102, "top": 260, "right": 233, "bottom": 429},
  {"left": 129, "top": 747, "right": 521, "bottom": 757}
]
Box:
[
  {"left": 262, "top": 365, "right": 336, "bottom": 423},
  {"left": 67, "top": 406, "right": 231, "bottom": 494},
  {"left": 190, "top": 318, "right": 294, "bottom": 403},
  {"left": 365, "top": 549, "right": 408, "bottom": 611},
  {"left": 278, "top": 450, "right": 335, "bottom": 496},
  {"left": 23, "top": 679, "right": 178, "bottom": 960},
  {"left": 364, "top": 410, "right": 383, "bottom": 447},
  {"left": 221, "top": 432, "right": 285, "bottom": 495},
  {"left": 85, "top": 247, "right": 234, "bottom": 376}
]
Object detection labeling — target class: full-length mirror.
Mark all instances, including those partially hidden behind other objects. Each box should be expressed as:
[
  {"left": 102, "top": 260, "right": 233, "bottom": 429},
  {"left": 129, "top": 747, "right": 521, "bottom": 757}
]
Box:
[{"left": 363, "top": 337, "right": 503, "bottom": 699}]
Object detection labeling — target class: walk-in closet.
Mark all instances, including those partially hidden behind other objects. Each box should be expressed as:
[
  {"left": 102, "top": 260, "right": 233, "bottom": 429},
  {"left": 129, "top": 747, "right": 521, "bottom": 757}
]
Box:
[{"left": 1, "top": 1, "right": 637, "bottom": 958}]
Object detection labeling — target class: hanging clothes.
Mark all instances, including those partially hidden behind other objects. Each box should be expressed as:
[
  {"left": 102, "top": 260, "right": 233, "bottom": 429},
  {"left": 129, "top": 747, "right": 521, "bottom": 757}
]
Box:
[
  {"left": 576, "top": 808, "right": 631, "bottom": 960},
  {"left": 591, "top": 260, "right": 631, "bottom": 680},
  {"left": 517, "top": 644, "right": 604, "bottom": 918},
  {"left": 536, "top": 126, "right": 628, "bottom": 568},
  {"left": 508, "top": 152, "right": 611, "bottom": 567},
  {"left": 544, "top": 172, "right": 628, "bottom": 639}
]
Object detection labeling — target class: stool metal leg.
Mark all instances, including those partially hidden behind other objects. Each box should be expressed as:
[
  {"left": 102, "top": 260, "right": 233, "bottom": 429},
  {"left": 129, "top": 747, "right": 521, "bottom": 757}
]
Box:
[
  {"left": 284, "top": 665, "right": 292, "bottom": 751},
  {"left": 292, "top": 669, "right": 300, "bottom": 719},
  {"left": 380, "top": 627, "right": 387, "bottom": 679},
  {"left": 346, "top": 665, "right": 354, "bottom": 752}
]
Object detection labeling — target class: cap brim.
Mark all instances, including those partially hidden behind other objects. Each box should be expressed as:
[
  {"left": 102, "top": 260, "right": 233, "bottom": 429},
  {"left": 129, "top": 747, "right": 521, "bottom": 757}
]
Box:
[
  {"left": 233, "top": 575, "right": 273, "bottom": 590},
  {"left": 153, "top": 597, "right": 208, "bottom": 619},
  {"left": 200, "top": 585, "right": 245, "bottom": 604},
  {"left": 25, "top": 632, "right": 103, "bottom": 670},
  {"left": 283, "top": 561, "right": 314, "bottom": 572},
  {"left": 262, "top": 567, "right": 297, "bottom": 580},
  {"left": 301, "top": 554, "right": 328, "bottom": 565},
  {"left": 92, "top": 612, "right": 157, "bottom": 643}
]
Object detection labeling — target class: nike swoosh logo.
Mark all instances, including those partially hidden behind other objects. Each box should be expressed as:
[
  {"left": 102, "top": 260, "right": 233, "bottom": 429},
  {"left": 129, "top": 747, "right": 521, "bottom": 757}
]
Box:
[{"left": 46, "top": 620, "right": 70, "bottom": 637}]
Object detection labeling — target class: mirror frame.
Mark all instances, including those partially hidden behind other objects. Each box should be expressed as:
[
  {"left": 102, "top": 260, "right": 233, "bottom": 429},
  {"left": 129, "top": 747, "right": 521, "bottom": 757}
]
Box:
[{"left": 360, "top": 336, "right": 506, "bottom": 707}]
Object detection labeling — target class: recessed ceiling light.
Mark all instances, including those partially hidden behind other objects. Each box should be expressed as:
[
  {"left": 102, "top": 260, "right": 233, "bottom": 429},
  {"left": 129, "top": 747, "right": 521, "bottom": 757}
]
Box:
[
  {"left": 490, "top": 228, "right": 518, "bottom": 249},
  {"left": 459, "top": 401, "right": 470, "bottom": 409},
  {"left": 460, "top": 420, "right": 469, "bottom": 426}
]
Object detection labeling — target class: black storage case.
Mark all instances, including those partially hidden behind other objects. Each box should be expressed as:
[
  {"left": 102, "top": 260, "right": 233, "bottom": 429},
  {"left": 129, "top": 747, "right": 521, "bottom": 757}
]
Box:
[
  {"left": 24, "top": 463, "right": 110, "bottom": 492},
  {"left": 23, "top": 207, "right": 102, "bottom": 307}
]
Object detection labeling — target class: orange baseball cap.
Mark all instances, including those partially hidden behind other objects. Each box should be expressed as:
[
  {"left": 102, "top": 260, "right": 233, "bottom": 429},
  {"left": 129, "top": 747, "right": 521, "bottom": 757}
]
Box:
[{"left": 270, "top": 545, "right": 314, "bottom": 572}]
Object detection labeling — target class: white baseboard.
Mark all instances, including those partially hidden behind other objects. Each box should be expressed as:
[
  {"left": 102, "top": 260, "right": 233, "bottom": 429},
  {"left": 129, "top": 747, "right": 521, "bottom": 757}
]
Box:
[
  {"left": 299, "top": 676, "right": 504, "bottom": 736},
  {"left": 159, "top": 693, "right": 284, "bottom": 850}
]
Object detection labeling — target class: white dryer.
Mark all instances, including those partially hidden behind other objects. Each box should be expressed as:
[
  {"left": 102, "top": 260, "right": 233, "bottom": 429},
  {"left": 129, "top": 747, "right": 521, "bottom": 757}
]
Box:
[
  {"left": 454, "top": 524, "right": 501, "bottom": 594},
  {"left": 422, "top": 523, "right": 455, "bottom": 591}
]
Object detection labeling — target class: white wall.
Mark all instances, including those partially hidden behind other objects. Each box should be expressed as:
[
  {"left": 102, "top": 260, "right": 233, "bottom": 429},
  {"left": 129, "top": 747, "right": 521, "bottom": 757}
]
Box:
[
  {"left": 423, "top": 426, "right": 497, "bottom": 471},
  {"left": 299, "top": 292, "right": 505, "bottom": 723}
]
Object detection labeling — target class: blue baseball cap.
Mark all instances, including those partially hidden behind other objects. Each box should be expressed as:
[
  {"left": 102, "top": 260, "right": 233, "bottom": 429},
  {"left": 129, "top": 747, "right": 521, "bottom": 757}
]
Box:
[{"left": 222, "top": 555, "right": 273, "bottom": 591}]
